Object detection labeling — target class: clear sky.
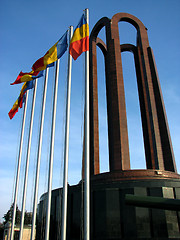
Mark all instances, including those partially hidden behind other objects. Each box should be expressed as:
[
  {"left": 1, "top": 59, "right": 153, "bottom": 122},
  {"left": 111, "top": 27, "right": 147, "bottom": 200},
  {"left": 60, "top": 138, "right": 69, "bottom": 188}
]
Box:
[{"left": 0, "top": 0, "right": 180, "bottom": 222}]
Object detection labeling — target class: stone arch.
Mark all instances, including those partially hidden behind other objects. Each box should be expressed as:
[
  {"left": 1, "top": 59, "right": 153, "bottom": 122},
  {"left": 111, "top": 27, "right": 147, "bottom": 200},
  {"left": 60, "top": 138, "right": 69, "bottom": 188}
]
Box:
[
  {"left": 89, "top": 13, "right": 177, "bottom": 176},
  {"left": 110, "top": 12, "right": 176, "bottom": 171}
]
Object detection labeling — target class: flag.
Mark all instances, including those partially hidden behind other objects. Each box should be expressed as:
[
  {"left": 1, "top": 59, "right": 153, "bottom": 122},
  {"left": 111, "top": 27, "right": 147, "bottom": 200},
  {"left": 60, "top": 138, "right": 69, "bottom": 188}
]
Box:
[
  {"left": 11, "top": 70, "right": 43, "bottom": 85},
  {"left": 8, "top": 81, "right": 35, "bottom": 119},
  {"left": 8, "top": 99, "right": 19, "bottom": 120},
  {"left": 69, "top": 14, "right": 89, "bottom": 60},
  {"left": 32, "top": 31, "right": 68, "bottom": 72}
]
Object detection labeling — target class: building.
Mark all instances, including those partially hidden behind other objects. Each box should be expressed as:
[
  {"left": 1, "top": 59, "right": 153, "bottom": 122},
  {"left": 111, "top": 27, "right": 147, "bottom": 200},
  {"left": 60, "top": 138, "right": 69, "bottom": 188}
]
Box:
[{"left": 3, "top": 222, "right": 34, "bottom": 240}]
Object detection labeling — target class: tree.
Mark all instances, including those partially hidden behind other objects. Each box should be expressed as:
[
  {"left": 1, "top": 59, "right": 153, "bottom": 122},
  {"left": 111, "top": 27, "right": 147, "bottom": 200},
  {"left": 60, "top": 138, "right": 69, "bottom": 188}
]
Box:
[
  {"left": 3, "top": 204, "right": 32, "bottom": 226},
  {"left": 3, "top": 204, "right": 21, "bottom": 225},
  {"left": 24, "top": 211, "right": 32, "bottom": 225}
]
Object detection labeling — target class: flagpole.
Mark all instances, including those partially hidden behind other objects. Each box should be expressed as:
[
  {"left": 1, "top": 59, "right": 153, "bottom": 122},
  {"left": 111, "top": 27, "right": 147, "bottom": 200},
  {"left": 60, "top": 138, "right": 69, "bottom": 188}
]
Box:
[
  {"left": 44, "top": 59, "right": 60, "bottom": 240},
  {"left": 84, "top": 8, "right": 90, "bottom": 240},
  {"left": 61, "top": 26, "right": 73, "bottom": 240},
  {"left": 19, "top": 79, "right": 37, "bottom": 240},
  {"left": 30, "top": 68, "right": 49, "bottom": 240},
  {"left": 10, "top": 92, "right": 29, "bottom": 240}
]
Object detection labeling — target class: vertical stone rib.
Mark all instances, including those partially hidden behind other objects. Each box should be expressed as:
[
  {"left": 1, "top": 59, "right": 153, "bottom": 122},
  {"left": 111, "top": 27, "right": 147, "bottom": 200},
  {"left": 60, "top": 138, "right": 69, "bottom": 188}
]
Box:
[
  {"left": 136, "top": 43, "right": 159, "bottom": 169},
  {"left": 90, "top": 38, "right": 100, "bottom": 175},
  {"left": 137, "top": 27, "right": 164, "bottom": 170},
  {"left": 147, "top": 47, "right": 177, "bottom": 172},
  {"left": 136, "top": 43, "right": 155, "bottom": 168},
  {"left": 107, "top": 24, "right": 130, "bottom": 170},
  {"left": 89, "top": 17, "right": 112, "bottom": 175}
]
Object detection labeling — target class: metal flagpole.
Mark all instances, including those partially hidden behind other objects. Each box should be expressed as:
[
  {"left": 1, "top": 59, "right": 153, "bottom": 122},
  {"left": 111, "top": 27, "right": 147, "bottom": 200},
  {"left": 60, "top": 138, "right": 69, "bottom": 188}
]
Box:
[
  {"left": 30, "top": 68, "right": 49, "bottom": 240},
  {"left": 44, "top": 59, "right": 60, "bottom": 240},
  {"left": 10, "top": 92, "right": 29, "bottom": 240},
  {"left": 19, "top": 79, "right": 37, "bottom": 240},
  {"left": 84, "top": 8, "right": 90, "bottom": 240},
  {"left": 61, "top": 26, "right": 73, "bottom": 240}
]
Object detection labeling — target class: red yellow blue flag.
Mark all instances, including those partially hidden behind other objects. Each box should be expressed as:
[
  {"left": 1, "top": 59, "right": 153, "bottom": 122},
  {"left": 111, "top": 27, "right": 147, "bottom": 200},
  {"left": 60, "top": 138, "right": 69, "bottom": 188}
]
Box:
[
  {"left": 32, "top": 31, "right": 68, "bottom": 72},
  {"left": 11, "top": 70, "right": 43, "bottom": 85},
  {"left": 69, "top": 14, "right": 89, "bottom": 60},
  {"left": 11, "top": 31, "right": 67, "bottom": 85},
  {"left": 8, "top": 81, "right": 35, "bottom": 119}
]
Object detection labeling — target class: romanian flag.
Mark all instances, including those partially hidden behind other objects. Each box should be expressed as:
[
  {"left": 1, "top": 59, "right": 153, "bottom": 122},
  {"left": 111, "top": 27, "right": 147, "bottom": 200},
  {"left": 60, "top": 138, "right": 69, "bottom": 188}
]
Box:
[
  {"left": 32, "top": 31, "right": 68, "bottom": 72},
  {"left": 69, "top": 14, "right": 89, "bottom": 60},
  {"left": 11, "top": 70, "right": 43, "bottom": 85},
  {"left": 8, "top": 81, "right": 35, "bottom": 119}
]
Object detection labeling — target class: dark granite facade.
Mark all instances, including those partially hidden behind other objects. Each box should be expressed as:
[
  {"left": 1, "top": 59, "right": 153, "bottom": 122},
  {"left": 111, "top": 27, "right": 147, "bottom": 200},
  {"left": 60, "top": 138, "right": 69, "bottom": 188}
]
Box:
[{"left": 36, "top": 177, "right": 180, "bottom": 239}]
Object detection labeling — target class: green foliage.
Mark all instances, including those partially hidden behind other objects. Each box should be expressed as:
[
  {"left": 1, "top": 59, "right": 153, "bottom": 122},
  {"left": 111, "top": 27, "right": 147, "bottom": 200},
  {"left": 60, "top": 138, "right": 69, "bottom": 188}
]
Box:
[
  {"left": 3, "top": 204, "right": 32, "bottom": 226},
  {"left": 24, "top": 211, "right": 32, "bottom": 225},
  {"left": 3, "top": 204, "right": 21, "bottom": 225}
]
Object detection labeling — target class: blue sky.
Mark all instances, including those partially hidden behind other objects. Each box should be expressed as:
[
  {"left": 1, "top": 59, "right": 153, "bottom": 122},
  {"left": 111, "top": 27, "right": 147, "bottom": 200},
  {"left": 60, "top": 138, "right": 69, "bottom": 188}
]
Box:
[{"left": 0, "top": 0, "right": 180, "bottom": 221}]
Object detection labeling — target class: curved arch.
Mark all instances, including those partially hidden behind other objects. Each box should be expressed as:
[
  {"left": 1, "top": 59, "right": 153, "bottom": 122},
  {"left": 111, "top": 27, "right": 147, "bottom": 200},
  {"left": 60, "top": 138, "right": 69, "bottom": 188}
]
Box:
[
  {"left": 96, "top": 37, "right": 107, "bottom": 56},
  {"left": 111, "top": 12, "right": 147, "bottom": 32},
  {"left": 89, "top": 12, "right": 176, "bottom": 177},
  {"left": 120, "top": 43, "right": 136, "bottom": 54},
  {"left": 110, "top": 12, "right": 176, "bottom": 172},
  {"left": 90, "top": 17, "right": 111, "bottom": 42},
  {"left": 109, "top": 12, "right": 165, "bottom": 171}
]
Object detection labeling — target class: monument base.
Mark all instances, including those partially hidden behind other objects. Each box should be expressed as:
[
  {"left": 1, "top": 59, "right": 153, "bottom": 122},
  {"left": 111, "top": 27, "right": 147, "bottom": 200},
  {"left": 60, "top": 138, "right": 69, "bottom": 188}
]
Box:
[{"left": 36, "top": 171, "right": 180, "bottom": 239}]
